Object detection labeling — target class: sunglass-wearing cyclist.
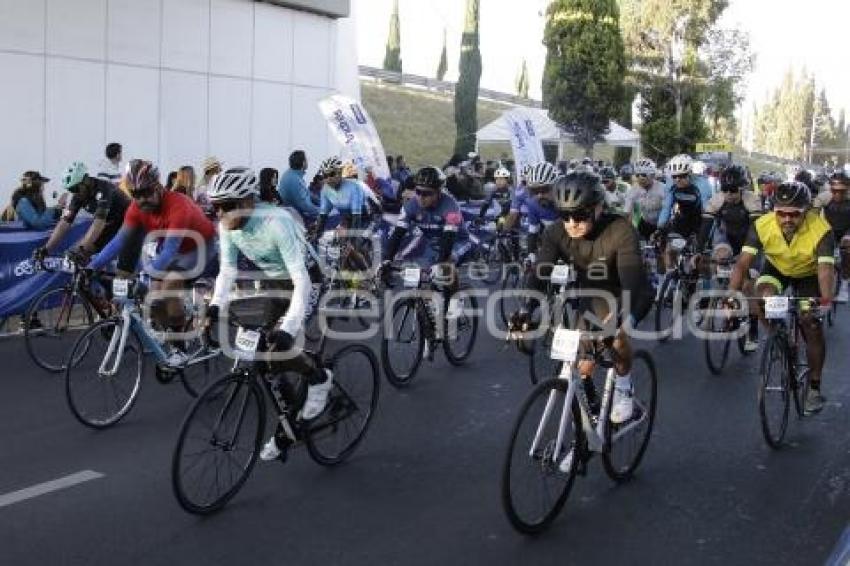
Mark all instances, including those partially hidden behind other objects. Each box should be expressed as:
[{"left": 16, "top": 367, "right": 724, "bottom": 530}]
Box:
[
  {"left": 623, "top": 158, "right": 665, "bottom": 240},
  {"left": 728, "top": 181, "right": 836, "bottom": 414}
]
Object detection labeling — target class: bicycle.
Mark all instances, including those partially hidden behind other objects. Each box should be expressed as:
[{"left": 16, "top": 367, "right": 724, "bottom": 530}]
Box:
[
  {"left": 467, "top": 224, "right": 520, "bottom": 286},
  {"left": 23, "top": 255, "right": 113, "bottom": 372},
  {"left": 499, "top": 248, "right": 534, "bottom": 331},
  {"left": 701, "top": 259, "right": 752, "bottom": 375},
  {"left": 501, "top": 328, "right": 657, "bottom": 534},
  {"left": 380, "top": 263, "right": 479, "bottom": 388},
  {"left": 171, "top": 311, "right": 379, "bottom": 515},
  {"left": 63, "top": 275, "right": 222, "bottom": 429},
  {"left": 655, "top": 234, "right": 707, "bottom": 342},
  {"left": 758, "top": 295, "right": 822, "bottom": 449}
]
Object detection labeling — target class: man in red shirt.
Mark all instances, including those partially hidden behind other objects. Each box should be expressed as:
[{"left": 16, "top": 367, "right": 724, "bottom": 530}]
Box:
[{"left": 89, "top": 160, "right": 217, "bottom": 347}]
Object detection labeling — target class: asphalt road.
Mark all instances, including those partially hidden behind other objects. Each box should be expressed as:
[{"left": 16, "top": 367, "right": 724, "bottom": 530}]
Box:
[{"left": 2, "top": 304, "right": 850, "bottom": 566}]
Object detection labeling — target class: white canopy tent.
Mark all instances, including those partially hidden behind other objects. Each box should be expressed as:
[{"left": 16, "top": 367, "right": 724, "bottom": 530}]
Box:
[{"left": 476, "top": 108, "right": 641, "bottom": 157}]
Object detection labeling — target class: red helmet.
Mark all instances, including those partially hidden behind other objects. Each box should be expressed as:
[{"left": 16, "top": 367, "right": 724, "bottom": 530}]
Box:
[{"left": 126, "top": 159, "right": 160, "bottom": 192}]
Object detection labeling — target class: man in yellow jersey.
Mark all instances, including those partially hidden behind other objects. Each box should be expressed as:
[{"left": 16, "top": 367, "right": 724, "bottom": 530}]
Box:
[{"left": 728, "top": 181, "right": 835, "bottom": 413}]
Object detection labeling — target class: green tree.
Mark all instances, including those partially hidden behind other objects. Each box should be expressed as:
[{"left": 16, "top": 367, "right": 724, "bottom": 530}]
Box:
[
  {"left": 453, "top": 0, "right": 482, "bottom": 156},
  {"left": 436, "top": 29, "right": 448, "bottom": 81},
  {"left": 383, "top": 0, "right": 402, "bottom": 73},
  {"left": 542, "top": 0, "right": 627, "bottom": 155},
  {"left": 515, "top": 59, "right": 529, "bottom": 98}
]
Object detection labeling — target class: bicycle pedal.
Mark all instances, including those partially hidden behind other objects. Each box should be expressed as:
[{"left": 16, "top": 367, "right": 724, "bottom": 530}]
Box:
[{"left": 154, "top": 365, "right": 179, "bottom": 384}]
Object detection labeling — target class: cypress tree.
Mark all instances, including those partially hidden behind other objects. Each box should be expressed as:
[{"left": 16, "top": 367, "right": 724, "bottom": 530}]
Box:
[
  {"left": 383, "top": 0, "right": 402, "bottom": 73},
  {"left": 453, "top": 0, "right": 482, "bottom": 156}
]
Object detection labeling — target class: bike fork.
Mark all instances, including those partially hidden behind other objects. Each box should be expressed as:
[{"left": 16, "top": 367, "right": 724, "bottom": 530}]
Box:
[{"left": 99, "top": 309, "right": 131, "bottom": 376}]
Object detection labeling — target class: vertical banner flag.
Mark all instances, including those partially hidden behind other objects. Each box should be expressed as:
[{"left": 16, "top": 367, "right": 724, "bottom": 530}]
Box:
[
  {"left": 319, "top": 94, "right": 390, "bottom": 180},
  {"left": 503, "top": 108, "right": 545, "bottom": 176}
]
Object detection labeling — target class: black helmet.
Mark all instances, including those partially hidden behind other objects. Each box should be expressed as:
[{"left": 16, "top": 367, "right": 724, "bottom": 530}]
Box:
[
  {"left": 413, "top": 166, "right": 445, "bottom": 190},
  {"left": 599, "top": 166, "right": 617, "bottom": 180},
  {"left": 720, "top": 164, "right": 748, "bottom": 189},
  {"left": 794, "top": 169, "right": 815, "bottom": 192},
  {"left": 774, "top": 181, "right": 811, "bottom": 209},
  {"left": 552, "top": 172, "right": 604, "bottom": 211}
]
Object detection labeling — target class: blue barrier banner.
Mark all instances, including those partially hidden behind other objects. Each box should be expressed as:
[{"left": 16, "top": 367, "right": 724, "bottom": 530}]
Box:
[{"left": 0, "top": 219, "right": 92, "bottom": 318}]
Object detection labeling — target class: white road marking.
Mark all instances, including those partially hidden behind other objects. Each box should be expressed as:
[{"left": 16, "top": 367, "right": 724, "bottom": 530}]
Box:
[{"left": 0, "top": 470, "right": 104, "bottom": 509}]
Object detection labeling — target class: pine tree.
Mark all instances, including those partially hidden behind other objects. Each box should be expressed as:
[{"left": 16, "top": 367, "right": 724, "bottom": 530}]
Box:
[
  {"left": 515, "top": 59, "right": 529, "bottom": 99},
  {"left": 453, "top": 0, "right": 482, "bottom": 156},
  {"left": 542, "top": 0, "right": 626, "bottom": 155},
  {"left": 436, "top": 29, "right": 448, "bottom": 81},
  {"left": 383, "top": 0, "right": 402, "bottom": 73}
]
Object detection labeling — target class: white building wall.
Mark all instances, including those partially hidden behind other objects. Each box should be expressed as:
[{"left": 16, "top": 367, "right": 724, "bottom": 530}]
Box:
[{"left": 0, "top": 0, "right": 359, "bottom": 205}]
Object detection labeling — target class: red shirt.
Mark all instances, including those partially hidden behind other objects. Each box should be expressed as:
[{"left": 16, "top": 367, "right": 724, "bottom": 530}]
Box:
[{"left": 124, "top": 190, "right": 216, "bottom": 252}]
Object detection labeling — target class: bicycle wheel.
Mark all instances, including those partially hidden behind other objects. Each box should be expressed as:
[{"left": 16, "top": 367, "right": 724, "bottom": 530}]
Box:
[
  {"left": 172, "top": 372, "right": 265, "bottom": 515},
  {"left": 381, "top": 298, "right": 424, "bottom": 388},
  {"left": 502, "top": 378, "right": 583, "bottom": 534},
  {"left": 180, "top": 342, "right": 227, "bottom": 398},
  {"left": 25, "top": 287, "right": 95, "bottom": 373},
  {"left": 443, "top": 293, "right": 479, "bottom": 365},
  {"left": 654, "top": 274, "right": 681, "bottom": 342},
  {"left": 529, "top": 328, "right": 562, "bottom": 385},
  {"left": 602, "top": 350, "right": 658, "bottom": 482},
  {"left": 703, "top": 298, "right": 732, "bottom": 375},
  {"left": 65, "top": 319, "right": 143, "bottom": 429},
  {"left": 304, "top": 283, "right": 325, "bottom": 342},
  {"left": 758, "top": 333, "right": 791, "bottom": 449},
  {"left": 498, "top": 265, "right": 523, "bottom": 330},
  {"left": 306, "top": 344, "right": 380, "bottom": 466}
]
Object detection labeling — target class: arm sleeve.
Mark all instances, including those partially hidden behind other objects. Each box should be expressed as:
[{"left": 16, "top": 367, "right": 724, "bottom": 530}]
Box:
[
  {"left": 88, "top": 227, "right": 129, "bottom": 270},
  {"left": 526, "top": 225, "right": 558, "bottom": 294},
  {"left": 614, "top": 223, "right": 652, "bottom": 323},
  {"left": 658, "top": 188, "right": 674, "bottom": 227},
  {"left": 210, "top": 230, "right": 238, "bottom": 307},
  {"left": 696, "top": 214, "right": 715, "bottom": 251},
  {"left": 16, "top": 199, "right": 56, "bottom": 230},
  {"left": 816, "top": 231, "right": 836, "bottom": 264},
  {"left": 149, "top": 236, "right": 183, "bottom": 273},
  {"left": 274, "top": 224, "right": 311, "bottom": 336},
  {"left": 116, "top": 225, "right": 146, "bottom": 273},
  {"left": 741, "top": 224, "right": 763, "bottom": 256}
]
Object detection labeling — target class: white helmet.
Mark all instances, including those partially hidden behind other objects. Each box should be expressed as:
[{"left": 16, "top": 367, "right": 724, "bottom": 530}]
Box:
[
  {"left": 667, "top": 154, "right": 693, "bottom": 176},
  {"left": 526, "top": 161, "right": 559, "bottom": 187},
  {"left": 208, "top": 167, "right": 259, "bottom": 201},
  {"left": 691, "top": 160, "right": 706, "bottom": 175},
  {"left": 634, "top": 158, "right": 657, "bottom": 176},
  {"left": 494, "top": 166, "right": 511, "bottom": 180}
]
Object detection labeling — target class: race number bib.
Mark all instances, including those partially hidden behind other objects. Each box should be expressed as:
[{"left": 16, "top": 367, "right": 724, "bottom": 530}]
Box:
[
  {"left": 234, "top": 327, "right": 261, "bottom": 354},
  {"left": 112, "top": 278, "right": 129, "bottom": 297},
  {"left": 403, "top": 267, "right": 421, "bottom": 288},
  {"left": 550, "top": 264, "right": 574, "bottom": 286},
  {"left": 715, "top": 264, "right": 732, "bottom": 279},
  {"left": 551, "top": 328, "right": 581, "bottom": 362},
  {"left": 764, "top": 296, "right": 789, "bottom": 320}
]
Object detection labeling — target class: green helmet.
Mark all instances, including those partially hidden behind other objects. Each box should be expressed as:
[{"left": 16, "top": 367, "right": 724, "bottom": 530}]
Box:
[{"left": 62, "top": 161, "right": 88, "bottom": 191}]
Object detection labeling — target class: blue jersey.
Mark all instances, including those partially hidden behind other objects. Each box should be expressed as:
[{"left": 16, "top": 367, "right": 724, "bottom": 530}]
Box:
[
  {"left": 510, "top": 191, "right": 560, "bottom": 234},
  {"left": 319, "top": 179, "right": 367, "bottom": 216},
  {"left": 396, "top": 191, "right": 463, "bottom": 239}
]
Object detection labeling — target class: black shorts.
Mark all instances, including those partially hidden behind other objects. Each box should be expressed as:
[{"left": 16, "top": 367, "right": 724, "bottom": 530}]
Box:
[{"left": 756, "top": 261, "right": 820, "bottom": 298}]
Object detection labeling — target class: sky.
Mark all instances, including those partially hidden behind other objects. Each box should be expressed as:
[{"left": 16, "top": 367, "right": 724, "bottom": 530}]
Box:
[{"left": 355, "top": 0, "right": 850, "bottom": 120}]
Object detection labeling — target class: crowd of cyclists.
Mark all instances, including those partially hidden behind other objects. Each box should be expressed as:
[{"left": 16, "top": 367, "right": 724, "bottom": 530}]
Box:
[{"left": 10, "top": 142, "right": 850, "bottom": 524}]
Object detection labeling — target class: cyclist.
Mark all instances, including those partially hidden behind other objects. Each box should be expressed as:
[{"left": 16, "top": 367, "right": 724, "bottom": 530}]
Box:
[
  {"left": 727, "top": 181, "right": 835, "bottom": 413},
  {"left": 34, "top": 161, "right": 130, "bottom": 264},
  {"left": 87, "top": 160, "right": 217, "bottom": 355},
  {"left": 600, "top": 166, "right": 626, "bottom": 214},
  {"left": 697, "top": 164, "right": 763, "bottom": 351},
  {"left": 510, "top": 172, "right": 653, "bottom": 423},
  {"left": 203, "top": 167, "right": 332, "bottom": 461},
  {"left": 815, "top": 169, "right": 850, "bottom": 302},
  {"left": 314, "top": 157, "right": 368, "bottom": 237},
  {"left": 501, "top": 161, "right": 561, "bottom": 258},
  {"left": 657, "top": 154, "right": 704, "bottom": 272},
  {"left": 623, "top": 158, "right": 665, "bottom": 239},
  {"left": 478, "top": 166, "right": 514, "bottom": 221}
]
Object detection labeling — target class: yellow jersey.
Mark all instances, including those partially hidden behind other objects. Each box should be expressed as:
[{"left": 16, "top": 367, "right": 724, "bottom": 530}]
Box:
[{"left": 743, "top": 210, "right": 833, "bottom": 278}]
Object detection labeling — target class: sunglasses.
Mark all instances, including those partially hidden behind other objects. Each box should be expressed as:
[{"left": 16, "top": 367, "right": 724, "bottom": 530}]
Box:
[
  {"left": 720, "top": 186, "right": 740, "bottom": 193},
  {"left": 561, "top": 208, "right": 594, "bottom": 222},
  {"left": 672, "top": 174, "right": 689, "bottom": 180},
  {"left": 415, "top": 188, "right": 438, "bottom": 197},
  {"left": 635, "top": 173, "right": 649, "bottom": 178},
  {"left": 130, "top": 187, "right": 155, "bottom": 199},
  {"left": 775, "top": 209, "right": 803, "bottom": 220},
  {"left": 212, "top": 200, "right": 242, "bottom": 213}
]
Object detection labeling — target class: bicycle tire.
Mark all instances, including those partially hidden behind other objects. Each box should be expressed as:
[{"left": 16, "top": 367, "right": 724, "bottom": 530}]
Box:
[
  {"left": 758, "top": 333, "right": 791, "bottom": 449},
  {"left": 180, "top": 344, "right": 227, "bottom": 398},
  {"left": 443, "top": 293, "right": 479, "bottom": 365},
  {"left": 654, "top": 274, "right": 681, "bottom": 343},
  {"left": 502, "top": 378, "right": 583, "bottom": 534},
  {"left": 380, "top": 298, "right": 425, "bottom": 388},
  {"left": 305, "top": 344, "right": 380, "bottom": 466},
  {"left": 498, "top": 265, "right": 522, "bottom": 330},
  {"left": 602, "top": 350, "right": 658, "bottom": 482},
  {"left": 64, "top": 318, "right": 143, "bottom": 429},
  {"left": 703, "top": 297, "right": 732, "bottom": 375},
  {"left": 528, "top": 328, "right": 562, "bottom": 385},
  {"left": 25, "top": 287, "right": 95, "bottom": 373},
  {"left": 172, "top": 373, "right": 265, "bottom": 515}
]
